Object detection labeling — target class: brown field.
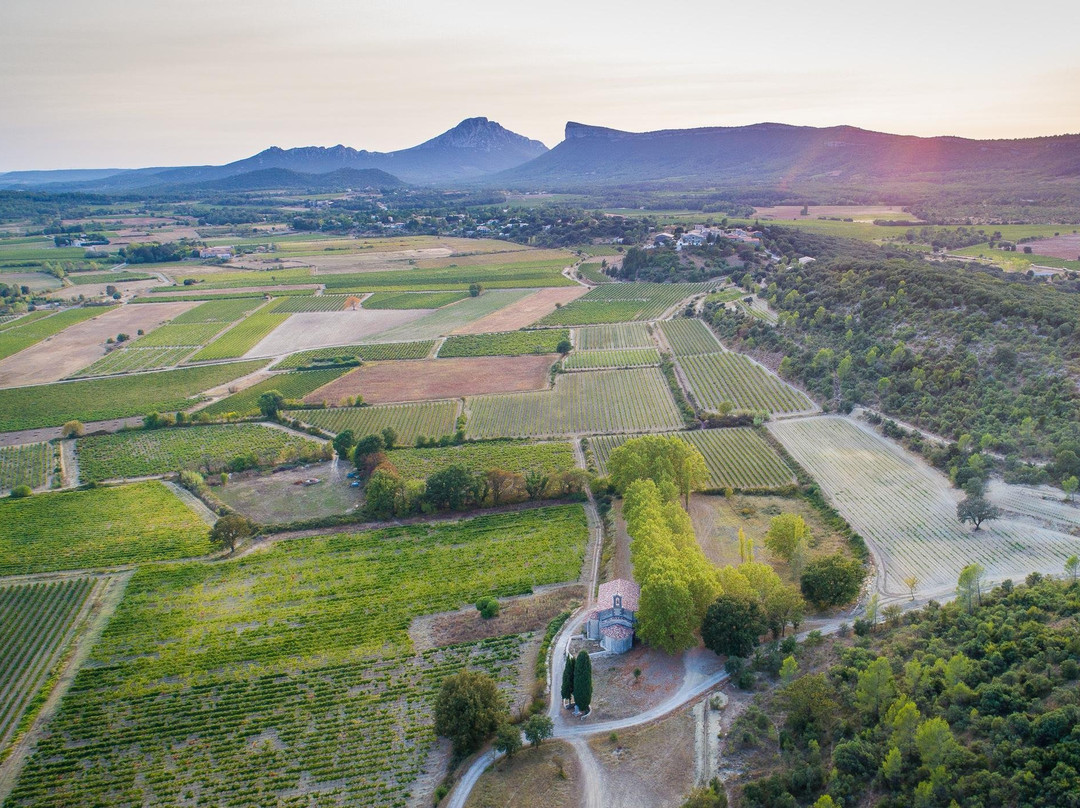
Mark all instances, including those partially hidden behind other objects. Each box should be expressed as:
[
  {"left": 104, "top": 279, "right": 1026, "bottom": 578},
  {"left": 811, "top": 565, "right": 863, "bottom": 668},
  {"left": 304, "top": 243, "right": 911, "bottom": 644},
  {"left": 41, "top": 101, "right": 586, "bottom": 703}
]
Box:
[
  {"left": 0, "top": 301, "right": 196, "bottom": 388},
  {"left": 49, "top": 278, "right": 162, "bottom": 301},
  {"left": 464, "top": 740, "right": 584, "bottom": 808},
  {"left": 107, "top": 225, "right": 203, "bottom": 248},
  {"left": 244, "top": 308, "right": 431, "bottom": 357},
  {"left": 753, "top": 204, "right": 919, "bottom": 222},
  {"left": 1020, "top": 232, "right": 1080, "bottom": 260},
  {"left": 303, "top": 354, "right": 556, "bottom": 405},
  {"left": 451, "top": 286, "right": 589, "bottom": 334}
]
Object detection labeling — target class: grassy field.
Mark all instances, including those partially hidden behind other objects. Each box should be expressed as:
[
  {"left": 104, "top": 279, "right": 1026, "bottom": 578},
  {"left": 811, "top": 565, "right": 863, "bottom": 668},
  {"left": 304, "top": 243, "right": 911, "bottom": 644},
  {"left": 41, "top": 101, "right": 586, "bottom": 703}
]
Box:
[
  {"left": 769, "top": 416, "right": 1080, "bottom": 593},
  {"left": 0, "top": 306, "right": 114, "bottom": 361},
  {"left": 199, "top": 368, "right": 348, "bottom": 418},
  {"left": 536, "top": 283, "right": 712, "bottom": 326},
  {"left": 0, "top": 481, "right": 211, "bottom": 575},
  {"left": 318, "top": 259, "right": 575, "bottom": 292},
  {"left": 438, "top": 329, "right": 569, "bottom": 358},
  {"left": 575, "top": 322, "right": 654, "bottom": 350},
  {"left": 591, "top": 428, "right": 795, "bottom": 490},
  {"left": 273, "top": 340, "right": 434, "bottom": 368},
  {"left": 0, "top": 361, "right": 266, "bottom": 432},
  {"left": 562, "top": 347, "right": 660, "bottom": 371},
  {"left": 387, "top": 440, "right": 575, "bottom": 481},
  {"left": 65, "top": 271, "right": 154, "bottom": 285},
  {"left": 678, "top": 352, "right": 814, "bottom": 414},
  {"left": 577, "top": 262, "right": 614, "bottom": 284},
  {"left": 6, "top": 506, "right": 588, "bottom": 807},
  {"left": 0, "top": 578, "right": 97, "bottom": 754},
  {"left": 0, "top": 442, "right": 54, "bottom": 492},
  {"left": 466, "top": 368, "right": 683, "bottom": 438},
  {"left": 271, "top": 295, "right": 351, "bottom": 313},
  {"left": 77, "top": 424, "right": 328, "bottom": 481},
  {"left": 362, "top": 291, "right": 468, "bottom": 309},
  {"left": 660, "top": 318, "right": 723, "bottom": 355},
  {"left": 287, "top": 400, "right": 459, "bottom": 444}
]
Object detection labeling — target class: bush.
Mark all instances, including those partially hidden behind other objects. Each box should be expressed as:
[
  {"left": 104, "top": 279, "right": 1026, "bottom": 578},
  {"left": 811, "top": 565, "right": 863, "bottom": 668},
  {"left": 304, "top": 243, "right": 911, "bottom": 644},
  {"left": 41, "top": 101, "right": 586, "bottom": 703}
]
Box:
[
  {"left": 800, "top": 554, "right": 864, "bottom": 608},
  {"left": 475, "top": 596, "right": 499, "bottom": 619},
  {"left": 9, "top": 484, "right": 32, "bottom": 498}
]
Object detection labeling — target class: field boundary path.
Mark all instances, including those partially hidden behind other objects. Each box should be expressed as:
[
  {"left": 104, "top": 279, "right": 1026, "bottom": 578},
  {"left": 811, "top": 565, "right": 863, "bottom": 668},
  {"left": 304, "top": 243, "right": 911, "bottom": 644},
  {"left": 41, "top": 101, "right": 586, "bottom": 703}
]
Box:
[
  {"left": 0, "top": 571, "right": 132, "bottom": 805},
  {"left": 162, "top": 480, "right": 218, "bottom": 526}
]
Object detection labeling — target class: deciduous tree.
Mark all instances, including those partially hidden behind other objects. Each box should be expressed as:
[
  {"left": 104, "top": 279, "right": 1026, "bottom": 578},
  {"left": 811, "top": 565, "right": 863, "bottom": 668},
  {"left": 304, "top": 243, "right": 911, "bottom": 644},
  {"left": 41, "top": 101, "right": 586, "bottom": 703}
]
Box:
[
  {"left": 701, "top": 595, "right": 765, "bottom": 658},
  {"left": 208, "top": 514, "right": 256, "bottom": 554},
  {"left": 433, "top": 670, "right": 503, "bottom": 756}
]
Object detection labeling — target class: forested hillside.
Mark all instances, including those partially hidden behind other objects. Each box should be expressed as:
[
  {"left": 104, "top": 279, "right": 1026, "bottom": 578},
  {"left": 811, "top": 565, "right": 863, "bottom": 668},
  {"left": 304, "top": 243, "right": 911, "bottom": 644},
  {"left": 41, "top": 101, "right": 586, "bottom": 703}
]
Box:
[
  {"left": 707, "top": 230, "right": 1080, "bottom": 482},
  {"left": 731, "top": 576, "right": 1080, "bottom": 808}
]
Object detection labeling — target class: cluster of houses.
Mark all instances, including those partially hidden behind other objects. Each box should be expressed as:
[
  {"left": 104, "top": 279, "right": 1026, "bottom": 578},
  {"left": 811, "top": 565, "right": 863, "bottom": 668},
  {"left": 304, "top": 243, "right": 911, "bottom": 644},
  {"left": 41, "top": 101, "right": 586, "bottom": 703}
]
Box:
[{"left": 651, "top": 226, "right": 762, "bottom": 251}]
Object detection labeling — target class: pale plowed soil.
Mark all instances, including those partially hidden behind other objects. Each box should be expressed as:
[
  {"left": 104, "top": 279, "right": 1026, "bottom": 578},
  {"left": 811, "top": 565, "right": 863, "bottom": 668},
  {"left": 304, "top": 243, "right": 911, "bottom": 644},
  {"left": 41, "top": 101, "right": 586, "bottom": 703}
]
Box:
[
  {"left": 451, "top": 286, "right": 589, "bottom": 334},
  {"left": 0, "top": 301, "right": 196, "bottom": 388},
  {"left": 304, "top": 354, "right": 557, "bottom": 405},
  {"left": 244, "top": 309, "right": 432, "bottom": 357},
  {"left": 49, "top": 279, "right": 162, "bottom": 301},
  {"left": 1019, "top": 233, "right": 1080, "bottom": 260}
]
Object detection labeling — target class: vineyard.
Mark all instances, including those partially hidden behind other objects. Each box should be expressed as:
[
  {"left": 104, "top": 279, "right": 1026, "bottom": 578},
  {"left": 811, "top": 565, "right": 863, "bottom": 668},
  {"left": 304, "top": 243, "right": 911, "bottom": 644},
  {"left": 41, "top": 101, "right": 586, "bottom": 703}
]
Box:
[
  {"left": 362, "top": 291, "right": 468, "bottom": 309},
  {"left": 0, "top": 361, "right": 267, "bottom": 432},
  {"left": 77, "top": 424, "right": 328, "bottom": 481},
  {"left": 199, "top": 368, "right": 349, "bottom": 418},
  {"left": 272, "top": 295, "right": 351, "bottom": 313},
  {"left": 130, "top": 322, "right": 224, "bottom": 348},
  {"left": 562, "top": 347, "right": 661, "bottom": 371},
  {"left": 190, "top": 310, "right": 291, "bottom": 361},
  {"left": 6, "top": 506, "right": 588, "bottom": 807},
  {"left": 465, "top": 368, "right": 684, "bottom": 438},
  {"left": 536, "top": 283, "right": 712, "bottom": 325},
  {"left": 317, "top": 259, "right": 575, "bottom": 292},
  {"left": 575, "top": 322, "right": 653, "bottom": 350},
  {"left": 388, "top": 440, "right": 576, "bottom": 481},
  {"left": 576, "top": 262, "right": 614, "bottom": 284},
  {"left": 660, "top": 318, "right": 723, "bottom": 355},
  {"left": 769, "top": 416, "right": 1080, "bottom": 593},
  {"left": 591, "top": 428, "right": 796, "bottom": 490},
  {"left": 0, "top": 578, "right": 97, "bottom": 754},
  {"left": 274, "top": 340, "right": 435, "bottom": 368},
  {"left": 368, "top": 290, "right": 533, "bottom": 343},
  {"left": 169, "top": 298, "right": 263, "bottom": 324},
  {"left": 678, "top": 352, "right": 815, "bottom": 414},
  {"left": 0, "top": 481, "right": 210, "bottom": 575},
  {"left": 0, "top": 306, "right": 114, "bottom": 362},
  {"left": 0, "top": 442, "right": 54, "bottom": 492},
  {"left": 72, "top": 346, "right": 197, "bottom": 377},
  {"left": 287, "top": 400, "right": 459, "bottom": 444},
  {"left": 438, "top": 329, "right": 569, "bottom": 358}
]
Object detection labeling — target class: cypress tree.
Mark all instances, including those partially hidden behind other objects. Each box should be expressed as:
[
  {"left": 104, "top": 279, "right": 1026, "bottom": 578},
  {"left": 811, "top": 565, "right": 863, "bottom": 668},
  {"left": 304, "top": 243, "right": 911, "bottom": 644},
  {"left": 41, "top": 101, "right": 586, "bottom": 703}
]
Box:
[
  {"left": 573, "top": 650, "right": 593, "bottom": 713},
  {"left": 560, "top": 653, "right": 575, "bottom": 703}
]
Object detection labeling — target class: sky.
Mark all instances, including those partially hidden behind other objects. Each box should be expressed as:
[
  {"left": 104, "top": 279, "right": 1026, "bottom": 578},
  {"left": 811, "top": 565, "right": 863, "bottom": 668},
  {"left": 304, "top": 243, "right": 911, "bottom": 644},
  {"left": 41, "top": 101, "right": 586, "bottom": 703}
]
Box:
[{"left": 2, "top": 0, "right": 1079, "bottom": 171}]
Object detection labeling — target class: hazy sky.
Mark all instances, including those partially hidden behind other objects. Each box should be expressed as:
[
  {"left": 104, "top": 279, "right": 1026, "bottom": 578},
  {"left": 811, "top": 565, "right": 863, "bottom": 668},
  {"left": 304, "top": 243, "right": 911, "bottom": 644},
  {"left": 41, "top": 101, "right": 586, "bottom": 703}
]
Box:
[{"left": 3, "top": 0, "right": 1079, "bottom": 171}]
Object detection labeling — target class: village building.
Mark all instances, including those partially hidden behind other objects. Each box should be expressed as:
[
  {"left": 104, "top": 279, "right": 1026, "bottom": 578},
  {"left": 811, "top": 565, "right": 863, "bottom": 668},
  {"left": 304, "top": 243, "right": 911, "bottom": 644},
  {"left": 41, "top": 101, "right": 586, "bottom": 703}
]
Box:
[{"left": 586, "top": 578, "right": 640, "bottom": 654}]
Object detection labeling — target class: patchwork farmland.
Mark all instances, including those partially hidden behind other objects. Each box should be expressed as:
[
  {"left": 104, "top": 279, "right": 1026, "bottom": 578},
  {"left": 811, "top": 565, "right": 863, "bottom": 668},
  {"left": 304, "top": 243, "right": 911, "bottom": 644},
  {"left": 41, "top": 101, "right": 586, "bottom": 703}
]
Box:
[
  {"left": 678, "top": 351, "right": 815, "bottom": 414},
  {"left": 287, "top": 400, "right": 460, "bottom": 444}
]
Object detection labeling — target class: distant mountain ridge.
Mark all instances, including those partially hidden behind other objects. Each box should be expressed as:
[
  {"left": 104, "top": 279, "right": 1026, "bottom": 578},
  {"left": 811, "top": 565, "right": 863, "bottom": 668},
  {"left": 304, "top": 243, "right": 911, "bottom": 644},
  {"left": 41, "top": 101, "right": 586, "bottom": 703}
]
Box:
[
  {"left": 489, "top": 121, "right": 1080, "bottom": 195},
  {"left": 0, "top": 117, "right": 547, "bottom": 190}
]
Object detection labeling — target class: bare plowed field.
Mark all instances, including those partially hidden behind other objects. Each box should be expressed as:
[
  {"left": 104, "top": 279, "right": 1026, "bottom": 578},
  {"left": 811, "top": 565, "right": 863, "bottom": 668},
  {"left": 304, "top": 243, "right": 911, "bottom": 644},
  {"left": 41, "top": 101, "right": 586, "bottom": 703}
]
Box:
[
  {"left": 304, "top": 355, "right": 557, "bottom": 405},
  {"left": 451, "top": 286, "right": 589, "bottom": 334},
  {"left": 0, "top": 301, "right": 196, "bottom": 388},
  {"left": 244, "top": 309, "right": 432, "bottom": 357},
  {"left": 1018, "top": 233, "right": 1080, "bottom": 260},
  {"left": 752, "top": 205, "right": 918, "bottom": 222}
]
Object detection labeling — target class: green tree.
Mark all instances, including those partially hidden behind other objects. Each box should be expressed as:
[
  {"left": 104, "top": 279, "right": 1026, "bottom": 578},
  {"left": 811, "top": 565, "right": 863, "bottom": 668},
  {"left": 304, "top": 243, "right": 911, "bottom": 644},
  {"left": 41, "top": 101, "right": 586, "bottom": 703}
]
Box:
[
  {"left": 331, "top": 429, "right": 355, "bottom": 460},
  {"left": 763, "top": 584, "right": 806, "bottom": 639},
  {"left": 522, "top": 714, "right": 554, "bottom": 747},
  {"left": 764, "top": 513, "right": 811, "bottom": 562},
  {"left": 354, "top": 434, "right": 384, "bottom": 457},
  {"left": 208, "top": 514, "right": 256, "bottom": 554},
  {"left": 433, "top": 670, "right": 503, "bottom": 756},
  {"left": 701, "top": 595, "right": 765, "bottom": 658},
  {"left": 475, "top": 596, "right": 499, "bottom": 619},
  {"left": 1063, "top": 476, "right": 1078, "bottom": 502},
  {"left": 573, "top": 650, "right": 592, "bottom": 713},
  {"left": 560, "top": 653, "right": 575, "bottom": 704},
  {"left": 956, "top": 494, "right": 1000, "bottom": 530},
  {"left": 524, "top": 469, "right": 549, "bottom": 501},
  {"left": 9, "top": 484, "right": 32, "bottom": 499},
  {"left": 800, "top": 554, "right": 864, "bottom": 608},
  {"left": 380, "top": 426, "right": 397, "bottom": 450},
  {"left": 493, "top": 720, "right": 521, "bottom": 759},
  {"left": 556, "top": 338, "right": 572, "bottom": 354},
  {"left": 425, "top": 464, "right": 472, "bottom": 510},
  {"left": 1065, "top": 554, "right": 1079, "bottom": 582},
  {"left": 637, "top": 571, "right": 698, "bottom": 654},
  {"left": 607, "top": 435, "right": 708, "bottom": 510},
  {"left": 780, "top": 655, "right": 798, "bottom": 683},
  {"left": 781, "top": 673, "right": 838, "bottom": 736},
  {"left": 956, "top": 563, "right": 985, "bottom": 612},
  {"left": 681, "top": 782, "right": 727, "bottom": 808},
  {"left": 881, "top": 745, "right": 903, "bottom": 784},
  {"left": 855, "top": 657, "right": 896, "bottom": 720},
  {"left": 257, "top": 390, "right": 285, "bottom": 419},
  {"left": 468, "top": 282, "right": 483, "bottom": 297},
  {"left": 364, "top": 466, "right": 402, "bottom": 519},
  {"left": 915, "top": 717, "right": 959, "bottom": 769}
]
